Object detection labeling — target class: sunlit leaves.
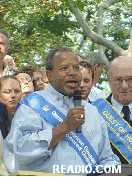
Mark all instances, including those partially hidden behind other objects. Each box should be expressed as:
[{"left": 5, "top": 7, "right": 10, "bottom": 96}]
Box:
[{"left": 0, "top": 0, "right": 131, "bottom": 69}]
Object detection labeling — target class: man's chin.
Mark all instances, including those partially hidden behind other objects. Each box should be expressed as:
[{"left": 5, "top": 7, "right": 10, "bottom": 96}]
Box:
[
  {"left": 118, "top": 96, "right": 132, "bottom": 105},
  {"left": 81, "top": 95, "right": 87, "bottom": 100},
  {"left": 64, "top": 86, "right": 78, "bottom": 95}
]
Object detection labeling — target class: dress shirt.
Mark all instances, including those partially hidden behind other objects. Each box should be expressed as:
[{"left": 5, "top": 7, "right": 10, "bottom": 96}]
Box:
[
  {"left": 111, "top": 95, "right": 132, "bottom": 121},
  {"left": 89, "top": 86, "right": 106, "bottom": 102},
  {"left": 4, "top": 84, "right": 120, "bottom": 174}
]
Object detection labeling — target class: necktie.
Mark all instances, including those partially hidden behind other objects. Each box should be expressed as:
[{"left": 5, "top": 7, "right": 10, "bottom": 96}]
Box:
[{"left": 122, "top": 106, "right": 130, "bottom": 123}]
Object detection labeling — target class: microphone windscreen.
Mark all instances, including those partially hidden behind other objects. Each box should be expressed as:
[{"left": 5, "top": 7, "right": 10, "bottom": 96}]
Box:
[{"left": 73, "top": 90, "right": 82, "bottom": 100}]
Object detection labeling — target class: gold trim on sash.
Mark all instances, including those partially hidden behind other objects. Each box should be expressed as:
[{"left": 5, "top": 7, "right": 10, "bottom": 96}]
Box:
[
  {"left": 110, "top": 140, "right": 130, "bottom": 164},
  {"left": 103, "top": 98, "right": 132, "bottom": 128},
  {"left": 102, "top": 98, "right": 132, "bottom": 164}
]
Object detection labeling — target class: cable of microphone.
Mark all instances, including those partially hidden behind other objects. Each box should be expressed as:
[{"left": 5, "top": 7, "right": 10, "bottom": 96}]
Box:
[{"left": 73, "top": 89, "right": 82, "bottom": 133}]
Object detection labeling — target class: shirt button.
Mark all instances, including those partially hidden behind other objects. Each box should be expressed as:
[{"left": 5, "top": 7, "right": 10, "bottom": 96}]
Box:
[{"left": 56, "top": 98, "right": 60, "bottom": 101}]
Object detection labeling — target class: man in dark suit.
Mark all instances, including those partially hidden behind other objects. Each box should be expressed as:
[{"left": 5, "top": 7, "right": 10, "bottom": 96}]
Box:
[
  {"left": 0, "top": 102, "right": 8, "bottom": 139},
  {"left": 92, "top": 55, "right": 132, "bottom": 164}
]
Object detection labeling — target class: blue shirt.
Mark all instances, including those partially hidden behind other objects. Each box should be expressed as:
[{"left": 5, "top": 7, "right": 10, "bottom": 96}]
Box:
[{"left": 3, "top": 84, "right": 120, "bottom": 174}]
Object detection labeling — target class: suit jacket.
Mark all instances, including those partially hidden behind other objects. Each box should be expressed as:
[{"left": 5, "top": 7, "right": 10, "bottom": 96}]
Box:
[
  {"left": 0, "top": 102, "right": 8, "bottom": 139},
  {"left": 106, "top": 93, "right": 129, "bottom": 164}
]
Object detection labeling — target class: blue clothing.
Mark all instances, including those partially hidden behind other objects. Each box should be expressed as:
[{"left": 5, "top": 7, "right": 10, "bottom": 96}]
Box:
[{"left": 3, "top": 84, "right": 120, "bottom": 174}]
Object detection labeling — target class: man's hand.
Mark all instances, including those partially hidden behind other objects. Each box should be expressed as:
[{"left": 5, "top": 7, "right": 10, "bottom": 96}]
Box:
[
  {"left": 48, "top": 105, "right": 85, "bottom": 149},
  {"left": 64, "top": 105, "right": 85, "bottom": 132}
]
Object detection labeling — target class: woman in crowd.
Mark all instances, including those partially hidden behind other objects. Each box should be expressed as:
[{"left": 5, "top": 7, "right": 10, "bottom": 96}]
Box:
[
  {"left": 0, "top": 75, "right": 22, "bottom": 133},
  {"left": 15, "top": 69, "right": 34, "bottom": 99},
  {"left": 20, "top": 66, "right": 46, "bottom": 91}
]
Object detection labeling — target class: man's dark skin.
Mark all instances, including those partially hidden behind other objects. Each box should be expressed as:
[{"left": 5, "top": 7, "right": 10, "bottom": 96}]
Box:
[{"left": 46, "top": 51, "right": 85, "bottom": 150}]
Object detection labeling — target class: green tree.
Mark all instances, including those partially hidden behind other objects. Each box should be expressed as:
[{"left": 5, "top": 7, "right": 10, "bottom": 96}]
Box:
[{"left": 0, "top": 0, "right": 131, "bottom": 93}]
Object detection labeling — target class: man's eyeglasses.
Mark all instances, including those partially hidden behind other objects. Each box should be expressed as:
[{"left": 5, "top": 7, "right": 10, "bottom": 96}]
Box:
[
  {"left": 110, "top": 76, "right": 132, "bottom": 86},
  {"left": 59, "top": 64, "right": 82, "bottom": 73}
]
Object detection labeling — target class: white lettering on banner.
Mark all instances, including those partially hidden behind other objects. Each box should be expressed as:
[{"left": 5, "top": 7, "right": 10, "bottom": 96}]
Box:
[
  {"left": 81, "top": 150, "right": 91, "bottom": 165},
  {"left": 70, "top": 131, "right": 84, "bottom": 146},
  {"left": 52, "top": 111, "right": 63, "bottom": 122},
  {"left": 66, "top": 134, "right": 82, "bottom": 151},
  {"left": 51, "top": 110, "right": 96, "bottom": 166},
  {"left": 53, "top": 165, "right": 122, "bottom": 174},
  {"left": 84, "top": 146, "right": 97, "bottom": 165}
]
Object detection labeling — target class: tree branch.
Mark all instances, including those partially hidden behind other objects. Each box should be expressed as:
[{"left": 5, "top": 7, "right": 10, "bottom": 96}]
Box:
[
  {"left": 102, "top": 0, "right": 123, "bottom": 9},
  {"left": 68, "top": 0, "right": 124, "bottom": 56},
  {"left": 123, "top": 29, "right": 132, "bottom": 57},
  {"left": 97, "top": 2, "right": 109, "bottom": 66},
  {"left": 78, "top": 9, "right": 93, "bottom": 51}
]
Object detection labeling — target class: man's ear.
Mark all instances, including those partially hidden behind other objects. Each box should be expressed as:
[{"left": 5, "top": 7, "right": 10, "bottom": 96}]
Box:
[
  {"left": 46, "top": 70, "right": 53, "bottom": 81},
  {"left": 93, "top": 63, "right": 98, "bottom": 72}
]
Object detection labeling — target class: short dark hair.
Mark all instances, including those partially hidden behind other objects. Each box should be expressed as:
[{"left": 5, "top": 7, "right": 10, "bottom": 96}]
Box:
[
  {"left": 84, "top": 51, "right": 106, "bottom": 66},
  {"left": 45, "top": 47, "right": 72, "bottom": 70},
  {"left": 14, "top": 66, "right": 35, "bottom": 78},
  {"left": 17, "top": 66, "right": 42, "bottom": 78},
  {"left": 79, "top": 61, "right": 94, "bottom": 80}
]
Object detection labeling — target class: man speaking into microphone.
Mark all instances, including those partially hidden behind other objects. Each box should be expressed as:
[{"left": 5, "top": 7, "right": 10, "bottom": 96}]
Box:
[{"left": 4, "top": 47, "right": 120, "bottom": 175}]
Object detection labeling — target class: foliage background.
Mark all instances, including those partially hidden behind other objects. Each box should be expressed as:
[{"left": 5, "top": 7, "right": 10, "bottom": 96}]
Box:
[{"left": 0, "top": 0, "right": 132, "bottom": 94}]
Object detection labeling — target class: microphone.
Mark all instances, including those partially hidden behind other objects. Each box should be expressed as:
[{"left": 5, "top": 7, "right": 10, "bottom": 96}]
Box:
[{"left": 73, "top": 89, "right": 82, "bottom": 133}]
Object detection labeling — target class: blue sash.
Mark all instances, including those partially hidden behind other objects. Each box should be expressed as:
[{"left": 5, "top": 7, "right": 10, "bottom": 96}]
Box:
[
  {"left": 16, "top": 92, "right": 99, "bottom": 173},
  {"left": 92, "top": 98, "right": 132, "bottom": 164}
]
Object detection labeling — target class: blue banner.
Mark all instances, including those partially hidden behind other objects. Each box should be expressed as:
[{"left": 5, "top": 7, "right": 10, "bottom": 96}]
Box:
[
  {"left": 16, "top": 92, "right": 99, "bottom": 173},
  {"left": 92, "top": 98, "right": 132, "bottom": 164}
]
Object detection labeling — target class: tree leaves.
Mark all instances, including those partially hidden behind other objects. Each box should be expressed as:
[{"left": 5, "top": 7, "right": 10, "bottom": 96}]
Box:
[{"left": 0, "top": 0, "right": 131, "bottom": 69}]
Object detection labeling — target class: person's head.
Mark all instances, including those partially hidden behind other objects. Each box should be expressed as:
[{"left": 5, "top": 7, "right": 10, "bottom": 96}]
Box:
[
  {"left": 3, "top": 55, "right": 15, "bottom": 69},
  {"left": 79, "top": 61, "right": 94, "bottom": 100},
  {"left": 107, "top": 56, "right": 132, "bottom": 105},
  {"left": 0, "top": 30, "right": 9, "bottom": 61},
  {"left": 15, "top": 71, "right": 34, "bottom": 99},
  {"left": 46, "top": 47, "right": 82, "bottom": 96},
  {"left": 0, "top": 75, "right": 22, "bottom": 113},
  {"left": 19, "top": 66, "right": 45, "bottom": 91},
  {"left": 33, "top": 70, "right": 45, "bottom": 91},
  {"left": 84, "top": 52, "right": 105, "bottom": 85}
]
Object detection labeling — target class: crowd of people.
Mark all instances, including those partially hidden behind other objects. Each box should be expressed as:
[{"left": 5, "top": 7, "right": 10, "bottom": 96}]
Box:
[{"left": 0, "top": 29, "right": 132, "bottom": 175}]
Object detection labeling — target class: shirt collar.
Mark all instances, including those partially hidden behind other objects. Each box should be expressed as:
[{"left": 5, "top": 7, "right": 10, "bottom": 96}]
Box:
[
  {"left": 46, "top": 84, "right": 74, "bottom": 108},
  {"left": 111, "top": 95, "right": 132, "bottom": 113},
  {"left": 86, "top": 97, "right": 91, "bottom": 104}
]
